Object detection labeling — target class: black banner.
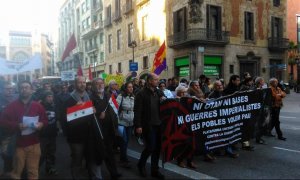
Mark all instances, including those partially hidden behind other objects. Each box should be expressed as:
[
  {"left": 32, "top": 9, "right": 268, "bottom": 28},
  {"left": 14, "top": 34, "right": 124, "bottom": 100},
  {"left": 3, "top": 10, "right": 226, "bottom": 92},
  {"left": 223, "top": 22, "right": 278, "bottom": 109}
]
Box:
[{"left": 160, "top": 89, "right": 271, "bottom": 162}]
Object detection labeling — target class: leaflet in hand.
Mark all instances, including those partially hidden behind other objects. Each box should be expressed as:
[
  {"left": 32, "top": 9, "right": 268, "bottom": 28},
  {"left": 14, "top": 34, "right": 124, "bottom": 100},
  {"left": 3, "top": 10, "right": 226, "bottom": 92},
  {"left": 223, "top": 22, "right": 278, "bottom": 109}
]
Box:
[{"left": 22, "top": 116, "right": 39, "bottom": 135}]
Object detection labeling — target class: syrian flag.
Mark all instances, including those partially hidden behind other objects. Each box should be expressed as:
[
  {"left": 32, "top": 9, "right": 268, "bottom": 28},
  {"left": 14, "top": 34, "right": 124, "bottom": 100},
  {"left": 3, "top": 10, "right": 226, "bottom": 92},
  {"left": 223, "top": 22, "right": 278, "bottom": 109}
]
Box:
[
  {"left": 108, "top": 94, "right": 119, "bottom": 116},
  {"left": 67, "top": 101, "right": 94, "bottom": 122}
]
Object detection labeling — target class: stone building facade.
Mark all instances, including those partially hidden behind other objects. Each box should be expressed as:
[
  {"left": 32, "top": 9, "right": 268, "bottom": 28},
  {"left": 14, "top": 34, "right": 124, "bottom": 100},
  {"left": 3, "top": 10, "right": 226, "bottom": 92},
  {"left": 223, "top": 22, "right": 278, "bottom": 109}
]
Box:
[
  {"left": 167, "top": 0, "right": 289, "bottom": 82},
  {"left": 103, "top": 0, "right": 167, "bottom": 79}
]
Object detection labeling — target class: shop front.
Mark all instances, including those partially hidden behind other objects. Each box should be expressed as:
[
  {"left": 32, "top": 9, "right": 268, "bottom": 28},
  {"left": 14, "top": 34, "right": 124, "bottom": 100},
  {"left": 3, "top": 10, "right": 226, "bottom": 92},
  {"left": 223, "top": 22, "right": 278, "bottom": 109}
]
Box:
[
  {"left": 175, "top": 56, "right": 190, "bottom": 79},
  {"left": 203, "top": 56, "right": 222, "bottom": 80}
]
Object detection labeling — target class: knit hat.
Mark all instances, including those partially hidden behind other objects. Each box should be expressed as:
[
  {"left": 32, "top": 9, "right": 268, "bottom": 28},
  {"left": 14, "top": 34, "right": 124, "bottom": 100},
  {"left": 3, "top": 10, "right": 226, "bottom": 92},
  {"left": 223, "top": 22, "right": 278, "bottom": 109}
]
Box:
[{"left": 43, "top": 91, "right": 53, "bottom": 99}]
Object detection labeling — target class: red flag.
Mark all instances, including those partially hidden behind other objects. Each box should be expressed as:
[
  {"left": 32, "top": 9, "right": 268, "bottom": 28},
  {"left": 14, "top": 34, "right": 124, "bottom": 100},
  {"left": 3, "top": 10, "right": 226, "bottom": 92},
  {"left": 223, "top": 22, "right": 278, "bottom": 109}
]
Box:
[
  {"left": 88, "top": 65, "right": 93, "bottom": 80},
  {"left": 77, "top": 64, "right": 83, "bottom": 76},
  {"left": 61, "top": 34, "right": 77, "bottom": 61}
]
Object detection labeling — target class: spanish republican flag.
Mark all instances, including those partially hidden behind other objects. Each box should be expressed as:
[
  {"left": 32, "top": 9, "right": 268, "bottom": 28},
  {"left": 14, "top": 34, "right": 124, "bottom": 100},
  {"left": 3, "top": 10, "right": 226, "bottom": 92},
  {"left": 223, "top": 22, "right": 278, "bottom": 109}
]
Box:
[
  {"left": 67, "top": 101, "right": 94, "bottom": 122},
  {"left": 151, "top": 41, "right": 167, "bottom": 75}
]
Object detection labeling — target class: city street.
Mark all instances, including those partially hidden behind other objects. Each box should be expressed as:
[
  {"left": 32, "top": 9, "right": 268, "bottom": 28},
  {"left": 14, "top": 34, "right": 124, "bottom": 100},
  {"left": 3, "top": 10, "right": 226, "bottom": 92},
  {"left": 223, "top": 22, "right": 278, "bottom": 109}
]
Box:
[
  {"left": 0, "top": 91, "right": 298, "bottom": 179},
  {"left": 39, "top": 90, "right": 300, "bottom": 179}
]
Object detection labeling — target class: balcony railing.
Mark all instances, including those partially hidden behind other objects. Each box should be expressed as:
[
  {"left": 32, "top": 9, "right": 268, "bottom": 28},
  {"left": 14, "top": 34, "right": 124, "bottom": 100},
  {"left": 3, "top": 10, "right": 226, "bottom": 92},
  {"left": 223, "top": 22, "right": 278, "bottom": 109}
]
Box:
[
  {"left": 123, "top": 1, "right": 133, "bottom": 14},
  {"left": 104, "top": 17, "right": 112, "bottom": 27},
  {"left": 268, "top": 37, "right": 289, "bottom": 51},
  {"left": 168, "top": 28, "right": 229, "bottom": 48},
  {"left": 113, "top": 10, "right": 122, "bottom": 21},
  {"left": 86, "top": 44, "right": 98, "bottom": 52}
]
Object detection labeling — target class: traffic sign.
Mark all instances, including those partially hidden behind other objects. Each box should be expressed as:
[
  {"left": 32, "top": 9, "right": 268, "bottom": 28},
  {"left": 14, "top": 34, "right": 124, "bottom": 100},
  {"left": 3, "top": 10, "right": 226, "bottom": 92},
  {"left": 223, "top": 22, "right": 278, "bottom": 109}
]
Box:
[{"left": 130, "top": 62, "right": 138, "bottom": 71}]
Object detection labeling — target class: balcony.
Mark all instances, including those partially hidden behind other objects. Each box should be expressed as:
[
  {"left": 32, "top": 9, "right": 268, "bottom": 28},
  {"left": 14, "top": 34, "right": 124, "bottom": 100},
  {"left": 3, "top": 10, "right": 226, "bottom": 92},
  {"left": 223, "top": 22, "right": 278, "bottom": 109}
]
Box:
[
  {"left": 81, "top": 21, "right": 103, "bottom": 39},
  {"left": 123, "top": 1, "right": 133, "bottom": 14},
  {"left": 168, "top": 28, "right": 229, "bottom": 48},
  {"left": 113, "top": 11, "right": 122, "bottom": 22},
  {"left": 104, "top": 17, "right": 112, "bottom": 27},
  {"left": 268, "top": 37, "right": 289, "bottom": 51},
  {"left": 86, "top": 44, "right": 98, "bottom": 53}
]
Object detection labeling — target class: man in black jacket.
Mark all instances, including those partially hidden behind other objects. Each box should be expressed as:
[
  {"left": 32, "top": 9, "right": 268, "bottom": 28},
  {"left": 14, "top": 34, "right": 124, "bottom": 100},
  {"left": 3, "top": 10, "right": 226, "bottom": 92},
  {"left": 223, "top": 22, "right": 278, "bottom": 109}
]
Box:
[
  {"left": 134, "top": 73, "right": 165, "bottom": 179},
  {"left": 63, "top": 76, "right": 94, "bottom": 179}
]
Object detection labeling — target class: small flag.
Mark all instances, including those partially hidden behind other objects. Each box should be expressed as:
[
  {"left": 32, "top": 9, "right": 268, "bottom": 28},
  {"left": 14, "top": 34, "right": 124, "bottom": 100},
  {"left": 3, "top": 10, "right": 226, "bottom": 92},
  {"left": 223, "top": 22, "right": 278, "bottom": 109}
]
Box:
[
  {"left": 67, "top": 101, "right": 94, "bottom": 122},
  {"left": 108, "top": 94, "right": 119, "bottom": 116},
  {"left": 151, "top": 41, "right": 167, "bottom": 75},
  {"left": 61, "top": 33, "right": 77, "bottom": 61},
  {"left": 77, "top": 64, "right": 83, "bottom": 76},
  {"left": 88, "top": 65, "right": 93, "bottom": 80}
]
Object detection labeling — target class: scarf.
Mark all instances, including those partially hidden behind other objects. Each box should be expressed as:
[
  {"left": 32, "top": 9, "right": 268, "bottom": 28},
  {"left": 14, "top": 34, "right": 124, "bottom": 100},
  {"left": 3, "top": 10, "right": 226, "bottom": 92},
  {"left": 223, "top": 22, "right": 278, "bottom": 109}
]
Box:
[{"left": 70, "top": 90, "right": 90, "bottom": 102}]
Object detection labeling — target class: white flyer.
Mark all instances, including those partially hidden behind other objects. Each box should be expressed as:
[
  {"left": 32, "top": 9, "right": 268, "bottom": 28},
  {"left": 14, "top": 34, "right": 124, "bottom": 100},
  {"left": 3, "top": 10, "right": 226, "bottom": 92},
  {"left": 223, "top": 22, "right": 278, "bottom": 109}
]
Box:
[{"left": 22, "top": 116, "right": 39, "bottom": 135}]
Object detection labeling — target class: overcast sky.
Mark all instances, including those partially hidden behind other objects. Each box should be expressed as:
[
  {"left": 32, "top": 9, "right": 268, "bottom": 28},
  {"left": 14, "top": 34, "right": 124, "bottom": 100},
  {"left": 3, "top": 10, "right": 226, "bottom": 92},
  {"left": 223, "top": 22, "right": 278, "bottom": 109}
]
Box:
[{"left": 0, "top": 0, "right": 62, "bottom": 37}]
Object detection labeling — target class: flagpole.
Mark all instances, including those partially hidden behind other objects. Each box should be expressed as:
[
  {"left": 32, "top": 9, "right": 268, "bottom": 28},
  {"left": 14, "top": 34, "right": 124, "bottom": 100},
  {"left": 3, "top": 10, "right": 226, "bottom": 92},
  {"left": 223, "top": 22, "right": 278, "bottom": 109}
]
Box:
[{"left": 93, "top": 114, "right": 104, "bottom": 139}]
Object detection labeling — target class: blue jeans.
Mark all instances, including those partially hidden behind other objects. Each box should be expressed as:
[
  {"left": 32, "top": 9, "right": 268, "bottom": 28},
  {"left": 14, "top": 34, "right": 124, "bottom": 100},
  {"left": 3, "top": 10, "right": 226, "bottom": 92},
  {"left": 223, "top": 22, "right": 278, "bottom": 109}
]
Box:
[{"left": 118, "top": 126, "right": 133, "bottom": 161}]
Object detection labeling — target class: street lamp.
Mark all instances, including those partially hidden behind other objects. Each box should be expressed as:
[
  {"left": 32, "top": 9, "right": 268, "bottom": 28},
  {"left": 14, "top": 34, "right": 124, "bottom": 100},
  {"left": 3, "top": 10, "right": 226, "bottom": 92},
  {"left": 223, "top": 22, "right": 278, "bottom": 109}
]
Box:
[
  {"left": 296, "top": 58, "right": 300, "bottom": 92},
  {"left": 128, "top": 40, "right": 137, "bottom": 62}
]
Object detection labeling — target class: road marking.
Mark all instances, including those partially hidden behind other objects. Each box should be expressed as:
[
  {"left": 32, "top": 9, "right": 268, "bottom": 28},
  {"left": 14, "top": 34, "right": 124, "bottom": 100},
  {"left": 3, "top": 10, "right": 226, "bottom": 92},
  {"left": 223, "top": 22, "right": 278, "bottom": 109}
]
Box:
[
  {"left": 273, "top": 147, "right": 300, "bottom": 154},
  {"left": 280, "top": 116, "right": 297, "bottom": 119},
  {"left": 127, "top": 149, "right": 217, "bottom": 180},
  {"left": 281, "top": 125, "right": 300, "bottom": 131}
]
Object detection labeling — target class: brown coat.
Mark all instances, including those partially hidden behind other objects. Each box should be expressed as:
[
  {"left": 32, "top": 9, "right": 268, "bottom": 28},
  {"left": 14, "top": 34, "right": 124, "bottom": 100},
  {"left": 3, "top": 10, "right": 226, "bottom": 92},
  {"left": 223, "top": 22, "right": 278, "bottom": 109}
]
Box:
[{"left": 270, "top": 86, "right": 286, "bottom": 108}]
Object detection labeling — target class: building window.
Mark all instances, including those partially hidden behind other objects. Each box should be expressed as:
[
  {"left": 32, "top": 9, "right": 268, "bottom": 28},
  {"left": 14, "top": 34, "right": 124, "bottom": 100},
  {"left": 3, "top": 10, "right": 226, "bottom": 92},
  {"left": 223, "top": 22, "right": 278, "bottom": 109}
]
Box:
[
  {"left": 115, "top": 0, "right": 121, "bottom": 18},
  {"left": 108, "top": 34, "right": 112, "bottom": 53},
  {"left": 244, "top": 12, "right": 254, "bottom": 41},
  {"left": 81, "top": 2, "right": 86, "bottom": 14},
  {"left": 100, "top": 33, "right": 104, "bottom": 44},
  {"left": 273, "top": 0, "right": 280, "bottom": 7},
  {"left": 143, "top": 56, "right": 148, "bottom": 69},
  {"left": 230, "top": 65, "right": 234, "bottom": 74},
  {"left": 86, "top": 0, "right": 90, "bottom": 10},
  {"left": 117, "top": 29, "right": 122, "bottom": 50},
  {"left": 207, "top": 5, "right": 222, "bottom": 31},
  {"left": 82, "top": 19, "right": 86, "bottom": 30},
  {"left": 173, "top": 7, "right": 187, "bottom": 33},
  {"left": 142, "top": 15, "right": 148, "bottom": 41},
  {"left": 118, "top": 62, "right": 122, "bottom": 72},
  {"left": 106, "top": 5, "right": 111, "bottom": 23},
  {"left": 271, "top": 17, "right": 283, "bottom": 38},
  {"left": 109, "top": 65, "right": 112, "bottom": 74},
  {"left": 85, "top": 41, "right": 88, "bottom": 51},
  {"left": 100, "top": 52, "right": 104, "bottom": 63},
  {"left": 87, "top": 16, "right": 91, "bottom": 28},
  {"left": 128, "top": 23, "right": 134, "bottom": 44}
]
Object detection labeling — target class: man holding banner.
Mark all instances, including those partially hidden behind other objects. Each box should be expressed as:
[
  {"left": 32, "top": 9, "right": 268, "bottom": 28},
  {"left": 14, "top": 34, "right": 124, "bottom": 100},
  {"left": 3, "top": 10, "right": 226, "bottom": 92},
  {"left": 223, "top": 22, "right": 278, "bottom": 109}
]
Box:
[{"left": 134, "top": 73, "right": 165, "bottom": 179}]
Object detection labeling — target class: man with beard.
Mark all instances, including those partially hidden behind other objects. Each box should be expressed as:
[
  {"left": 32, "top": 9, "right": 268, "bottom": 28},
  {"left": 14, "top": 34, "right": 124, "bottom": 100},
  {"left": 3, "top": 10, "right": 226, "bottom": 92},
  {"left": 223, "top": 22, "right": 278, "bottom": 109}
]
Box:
[
  {"left": 89, "top": 78, "right": 121, "bottom": 179},
  {"left": 187, "top": 80, "right": 205, "bottom": 101},
  {"left": 134, "top": 73, "right": 165, "bottom": 179},
  {"left": 0, "top": 81, "right": 47, "bottom": 179},
  {"left": 63, "top": 76, "right": 94, "bottom": 179}
]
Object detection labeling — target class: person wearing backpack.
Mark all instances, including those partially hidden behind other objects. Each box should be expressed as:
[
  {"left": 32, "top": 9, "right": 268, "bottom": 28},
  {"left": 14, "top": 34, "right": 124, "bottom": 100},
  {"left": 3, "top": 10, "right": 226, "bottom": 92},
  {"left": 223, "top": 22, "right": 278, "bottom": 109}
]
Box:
[{"left": 116, "top": 82, "right": 135, "bottom": 168}]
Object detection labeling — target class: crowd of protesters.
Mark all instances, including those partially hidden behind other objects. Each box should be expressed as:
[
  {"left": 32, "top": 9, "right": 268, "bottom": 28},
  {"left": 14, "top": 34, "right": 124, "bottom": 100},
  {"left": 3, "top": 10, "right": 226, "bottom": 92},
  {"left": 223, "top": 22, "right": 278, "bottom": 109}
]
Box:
[{"left": 0, "top": 71, "right": 288, "bottom": 179}]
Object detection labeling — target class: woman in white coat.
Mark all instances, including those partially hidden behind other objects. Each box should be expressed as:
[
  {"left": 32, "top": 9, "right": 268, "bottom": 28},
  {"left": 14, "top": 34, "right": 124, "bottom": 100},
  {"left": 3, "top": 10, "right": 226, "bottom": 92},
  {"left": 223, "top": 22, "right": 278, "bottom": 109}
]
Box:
[{"left": 116, "top": 82, "right": 135, "bottom": 168}]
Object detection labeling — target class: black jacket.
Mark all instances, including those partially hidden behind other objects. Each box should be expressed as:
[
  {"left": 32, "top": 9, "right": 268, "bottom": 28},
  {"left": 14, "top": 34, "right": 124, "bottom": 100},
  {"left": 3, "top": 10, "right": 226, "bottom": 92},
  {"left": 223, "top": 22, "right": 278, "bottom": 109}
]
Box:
[
  {"left": 63, "top": 96, "right": 91, "bottom": 143},
  {"left": 133, "top": 87, "right": 164, "bottom": 133},
  {"left": 40, "top": 102, "right": 58, "bottom": 137},
  {"left": 90, "top": 92, "right": 118, "bottom": 144}
]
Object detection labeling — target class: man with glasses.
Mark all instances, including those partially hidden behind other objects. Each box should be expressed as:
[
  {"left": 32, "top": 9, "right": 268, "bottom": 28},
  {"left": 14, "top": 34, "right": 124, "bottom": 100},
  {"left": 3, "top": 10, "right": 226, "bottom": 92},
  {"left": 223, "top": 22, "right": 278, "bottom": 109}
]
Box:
[{"left": 0, "top": 80, "right": 47, "bottom": 179}]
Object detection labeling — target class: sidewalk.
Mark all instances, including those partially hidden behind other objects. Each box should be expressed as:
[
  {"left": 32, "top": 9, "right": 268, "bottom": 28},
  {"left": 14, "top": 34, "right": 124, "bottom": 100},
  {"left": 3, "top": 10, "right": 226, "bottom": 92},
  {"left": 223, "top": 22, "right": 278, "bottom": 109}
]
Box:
[{"left": 281, "top": 90, "right": 300, "bottom": 113}]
